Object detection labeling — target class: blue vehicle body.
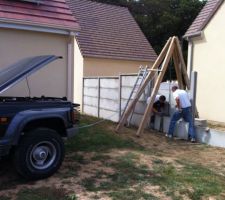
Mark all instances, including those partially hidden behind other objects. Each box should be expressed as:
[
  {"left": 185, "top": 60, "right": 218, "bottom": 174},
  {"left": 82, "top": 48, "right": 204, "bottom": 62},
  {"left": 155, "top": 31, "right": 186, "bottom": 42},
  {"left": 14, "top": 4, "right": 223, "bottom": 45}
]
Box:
[
  {"left": 0, "top": 98, "right": 79, "bottom": 157},
  {"left": 0, "top": 55, "right": 80, "bottom": 158}
]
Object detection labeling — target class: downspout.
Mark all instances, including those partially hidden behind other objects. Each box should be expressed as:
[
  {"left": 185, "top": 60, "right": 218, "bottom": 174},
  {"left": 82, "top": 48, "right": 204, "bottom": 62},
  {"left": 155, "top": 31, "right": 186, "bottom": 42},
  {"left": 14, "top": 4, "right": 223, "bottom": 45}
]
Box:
[
  {"left": 67, "top": 32, "right": 75, "bottom": 102},
  {"left": 187, "top": 38, "right": 194, "bottom": 80},
  {"left": 185, "top": 31, "right": 202, "bottom": 80}
]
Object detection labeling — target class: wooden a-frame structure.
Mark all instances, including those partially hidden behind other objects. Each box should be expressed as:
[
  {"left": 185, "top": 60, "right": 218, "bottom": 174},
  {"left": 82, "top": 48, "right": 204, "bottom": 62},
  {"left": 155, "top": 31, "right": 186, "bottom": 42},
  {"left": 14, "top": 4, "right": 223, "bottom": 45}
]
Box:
[{"left": 116, "top": 36, "right": 193, "bottom": 137}]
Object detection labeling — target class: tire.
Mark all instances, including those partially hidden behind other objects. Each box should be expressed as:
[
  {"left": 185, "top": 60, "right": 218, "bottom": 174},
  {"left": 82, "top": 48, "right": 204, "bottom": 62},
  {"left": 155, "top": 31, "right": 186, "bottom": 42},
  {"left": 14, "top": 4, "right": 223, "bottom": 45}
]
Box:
[{"left": 14, "top": 128, "right": 65, "bottom": 180}]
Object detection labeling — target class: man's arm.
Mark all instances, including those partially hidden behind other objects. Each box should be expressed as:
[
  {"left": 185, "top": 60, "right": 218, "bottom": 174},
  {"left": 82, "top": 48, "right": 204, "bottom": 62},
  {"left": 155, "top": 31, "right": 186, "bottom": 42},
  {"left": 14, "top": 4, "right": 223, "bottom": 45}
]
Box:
[
  {"left": 152, "top": 107, "right": 158, "bottom": 113},
  {"left": 175, "top": 97, "right": 182, "bottom": 111}
]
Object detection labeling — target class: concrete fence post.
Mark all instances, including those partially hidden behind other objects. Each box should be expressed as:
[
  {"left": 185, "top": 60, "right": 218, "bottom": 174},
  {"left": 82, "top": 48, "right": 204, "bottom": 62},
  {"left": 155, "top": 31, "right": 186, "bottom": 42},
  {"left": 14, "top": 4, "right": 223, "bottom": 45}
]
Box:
[
  {"left": 119, "top": 74, "right": 122, "bottom": 119},
  {"left": 82, "top": 78, "right": 85, "bottom": 113},
  {"left": 190, "top": 71, "right": 198, "bottom": 122},
  {"left": 98, "top": 77, "right": 100, "bottom": 118}
]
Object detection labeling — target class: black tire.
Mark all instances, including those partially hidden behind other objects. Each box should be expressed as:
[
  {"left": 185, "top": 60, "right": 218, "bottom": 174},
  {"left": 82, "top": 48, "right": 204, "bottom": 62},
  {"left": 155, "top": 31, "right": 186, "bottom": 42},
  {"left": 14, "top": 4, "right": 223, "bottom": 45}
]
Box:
[{"left": 14, "top": 128, "right": 65, "bottom": 180}]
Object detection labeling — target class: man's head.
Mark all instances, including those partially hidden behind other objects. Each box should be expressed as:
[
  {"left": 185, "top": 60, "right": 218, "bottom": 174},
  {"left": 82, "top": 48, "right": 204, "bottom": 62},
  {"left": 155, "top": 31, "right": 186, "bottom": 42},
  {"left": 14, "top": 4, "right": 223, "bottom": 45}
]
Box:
[
  {"left": 159, "top": 95, "right": 166, "bottom": 103},
  {"left": 172, "top": 86, "right": 178, "bottom": 92}
]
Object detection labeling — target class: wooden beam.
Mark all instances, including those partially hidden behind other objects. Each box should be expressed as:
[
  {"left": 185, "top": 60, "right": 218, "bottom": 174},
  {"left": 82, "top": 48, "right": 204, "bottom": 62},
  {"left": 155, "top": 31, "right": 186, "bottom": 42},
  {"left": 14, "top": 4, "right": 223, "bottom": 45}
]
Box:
[
  {"left": 174, "top": 38, "right": 199, "bottom": 118},
  {"left": 173, "top": 46, "right": 184, "bottom": 89},
  {"left": 136, "top": 37, "right": 176, "bottom": 137},
  {"left": 115, "top": 37, "right": 173, "bottom": 132},
  {"left": 174, "top": 37, "right": 190, "bottom": 89}
]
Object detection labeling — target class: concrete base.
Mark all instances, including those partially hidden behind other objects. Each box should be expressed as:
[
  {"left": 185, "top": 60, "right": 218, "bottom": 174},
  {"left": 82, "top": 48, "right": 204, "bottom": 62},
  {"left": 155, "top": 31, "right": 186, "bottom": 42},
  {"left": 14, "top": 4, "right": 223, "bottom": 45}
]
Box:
[{"left": 154, "top": 116, "right": 225, "bottom": 148}]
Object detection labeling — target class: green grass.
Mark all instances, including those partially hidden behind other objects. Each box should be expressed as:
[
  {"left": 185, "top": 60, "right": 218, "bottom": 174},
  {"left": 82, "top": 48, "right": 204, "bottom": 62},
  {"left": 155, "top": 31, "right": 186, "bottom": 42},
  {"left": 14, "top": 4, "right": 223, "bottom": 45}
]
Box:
[
  {"left": 76, "top": 132, "right": 225, "bottom": 200},
  {"left": 109, "top": 189, "right": 158, "bottom": 200},
  {"left": 149, "top": 160, "right": 225, "bottom": 200},
  {"left": 16, "top": 187, "right": 74, "bottom": 200},
  {"left": 1, "top": 115, "right": 225, "bottom": 200},
  {"left": 68, "top": 153, "right": 90, "bottom": 165},
  {"left": 81, "top": 152, "right": 153, "bottom": 191},
  {"left": 91, "top": 153, "right": 111, "bottom": 161},
  {"left": 67, "top": 116, "right": 225, "bottom": 199},
  {"left": 66, "top": 116, "right": 143, "bottom": 153}
]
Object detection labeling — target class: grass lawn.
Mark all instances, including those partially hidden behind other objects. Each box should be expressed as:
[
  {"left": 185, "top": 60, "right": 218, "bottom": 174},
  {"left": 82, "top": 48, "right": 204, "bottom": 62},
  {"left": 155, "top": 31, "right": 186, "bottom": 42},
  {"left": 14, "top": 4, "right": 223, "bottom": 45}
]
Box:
[{"left": 0, "top": 115, "right": 225, "bottom": 200}]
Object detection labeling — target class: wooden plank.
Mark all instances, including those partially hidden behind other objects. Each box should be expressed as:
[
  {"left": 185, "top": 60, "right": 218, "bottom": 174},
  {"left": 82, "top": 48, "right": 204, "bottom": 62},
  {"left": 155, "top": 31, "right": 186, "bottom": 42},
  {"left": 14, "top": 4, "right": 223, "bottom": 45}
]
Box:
[
  {"left": 148, "top": 69, "right": 162, "bottom": 72},
  {"left": 173, "top": 46, "right": 184, "bottom": 89},
  {"left": 136, "top": 37, "right": 176, "bottom": 136},
  {"left": 174, "top": 38, "right": 199, "bottom": 118},
  {"left": 115, "top": 37, "right": 173, "bottom": 132},
  {"left": 174, "top": 37, "right": 190, "bottom": 89}
]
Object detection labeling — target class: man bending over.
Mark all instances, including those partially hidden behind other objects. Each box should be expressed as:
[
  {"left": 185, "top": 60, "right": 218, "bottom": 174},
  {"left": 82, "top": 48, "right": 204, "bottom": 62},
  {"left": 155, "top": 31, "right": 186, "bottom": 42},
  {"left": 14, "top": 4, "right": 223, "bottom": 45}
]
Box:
[{"left": 167, "top": 86, "right": 196, "bottom": 142}]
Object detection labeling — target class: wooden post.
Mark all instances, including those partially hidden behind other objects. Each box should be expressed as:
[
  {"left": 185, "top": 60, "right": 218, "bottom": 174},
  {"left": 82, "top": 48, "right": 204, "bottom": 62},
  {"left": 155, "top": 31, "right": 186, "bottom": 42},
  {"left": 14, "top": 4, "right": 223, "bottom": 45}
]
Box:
[
  {"left": 173, "top": 46, "right": 184, "bottom": 89},
  {"left": 136, "top": 37, "right": 176, "bottom": 136},
  {"left": 174, "top": 38, "right": 190, "bottom": 89},
  {"left": 175, "top": 38, "right": 199, "bottom": 118},
  {"left": 115, "top": 37, "right": 173, "bottom": 132}
]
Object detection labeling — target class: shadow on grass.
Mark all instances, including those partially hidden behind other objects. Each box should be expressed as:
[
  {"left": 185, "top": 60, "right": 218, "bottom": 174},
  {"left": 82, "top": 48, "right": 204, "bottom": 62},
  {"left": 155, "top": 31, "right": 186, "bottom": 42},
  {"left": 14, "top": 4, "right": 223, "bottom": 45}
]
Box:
[{"left": 16, "top": 187, "right": 77, "bottom": 200}]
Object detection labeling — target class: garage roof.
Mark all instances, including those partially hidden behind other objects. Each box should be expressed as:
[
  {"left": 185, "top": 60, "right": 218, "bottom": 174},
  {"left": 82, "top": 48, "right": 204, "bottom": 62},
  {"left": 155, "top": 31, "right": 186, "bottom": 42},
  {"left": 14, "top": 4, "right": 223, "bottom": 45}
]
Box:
[
  {"left": 0, "top": 0, "right": 79, "bottom": 32},
  {"left": 67, "top": 0, "right": 157, "bottom": 62},
  {"left": 184, "top": 0, "right": 224, "bottom": 38}
]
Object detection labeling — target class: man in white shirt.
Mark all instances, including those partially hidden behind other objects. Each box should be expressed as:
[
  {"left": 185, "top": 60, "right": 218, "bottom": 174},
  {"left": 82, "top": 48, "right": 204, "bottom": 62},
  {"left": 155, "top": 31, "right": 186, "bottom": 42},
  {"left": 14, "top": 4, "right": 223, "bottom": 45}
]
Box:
[{"left": 167, "top": 86, "right": 196, "bottom": 142}]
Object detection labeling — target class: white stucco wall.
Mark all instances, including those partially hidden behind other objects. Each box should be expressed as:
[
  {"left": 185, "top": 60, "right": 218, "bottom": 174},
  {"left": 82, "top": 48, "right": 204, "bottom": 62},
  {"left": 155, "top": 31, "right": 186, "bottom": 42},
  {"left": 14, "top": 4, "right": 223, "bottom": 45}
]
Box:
[
  {"left": 0, "top": 28, "right": 69, "bottom": 98},
  {"left": 73, "top": 39, "right": 84, "bottom": 105},
  {"left": 189, "top": 1, "right": 225, "bottom": 123}
]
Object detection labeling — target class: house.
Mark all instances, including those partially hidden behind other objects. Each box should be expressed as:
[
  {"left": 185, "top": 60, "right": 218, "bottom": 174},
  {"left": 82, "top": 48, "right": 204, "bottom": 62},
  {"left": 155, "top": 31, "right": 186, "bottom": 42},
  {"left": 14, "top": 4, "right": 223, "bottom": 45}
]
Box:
[
  {"left": 0, "top": 0, "right": 157, "bottom": 107},
  {"left": 0, "top": 0, "right": 79, "bottom": 100},
  {"left": 67, "top": 0, "right": 157, "bottom": 105},
  {"left": 183, "top": 0, "right": 225, "bottom": 123}
]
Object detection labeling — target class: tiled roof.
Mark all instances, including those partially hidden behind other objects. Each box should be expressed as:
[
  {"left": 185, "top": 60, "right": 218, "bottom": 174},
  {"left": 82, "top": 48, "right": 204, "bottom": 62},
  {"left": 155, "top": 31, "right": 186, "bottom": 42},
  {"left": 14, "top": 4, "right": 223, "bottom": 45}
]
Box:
[
  {"left": 184, "top": 0, "right": 224, "bottom": 38},
  {"left": 67, "top": 0, "right": 157, "bottom": 62},
  {"left": 0, "top": 0, "right": 79, "bottom": 31}
]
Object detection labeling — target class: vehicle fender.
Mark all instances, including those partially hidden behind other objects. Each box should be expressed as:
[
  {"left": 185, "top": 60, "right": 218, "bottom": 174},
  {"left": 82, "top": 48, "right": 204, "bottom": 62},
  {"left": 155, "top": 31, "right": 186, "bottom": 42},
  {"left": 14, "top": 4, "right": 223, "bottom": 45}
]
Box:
[{"left": 4, "top": 108, "right": 70, "bottom": 145}]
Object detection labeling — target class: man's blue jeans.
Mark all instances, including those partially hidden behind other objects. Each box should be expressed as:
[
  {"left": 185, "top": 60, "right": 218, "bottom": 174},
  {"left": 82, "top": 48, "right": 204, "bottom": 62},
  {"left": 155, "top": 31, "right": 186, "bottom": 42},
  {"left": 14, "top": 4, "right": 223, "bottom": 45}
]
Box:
[{"left": 168, "top": 107, "right": 196, "bottom": 139}]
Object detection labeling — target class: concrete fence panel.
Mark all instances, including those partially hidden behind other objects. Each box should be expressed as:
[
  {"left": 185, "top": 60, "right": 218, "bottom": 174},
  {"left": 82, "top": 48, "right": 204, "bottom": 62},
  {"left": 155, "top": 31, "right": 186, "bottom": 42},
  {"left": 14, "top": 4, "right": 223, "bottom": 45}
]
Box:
[
  {"left": 100, "top": 88, "right": 119, "bottom": 100},
  {"left": 83, "top": 105, "right": 98, "bottom": 117},
  {"left": 83, "top": 96, "right": 98, "bottom": 107},
  {"left": 100, "top": 78, "right": 119, "bottom": 89},
  {"left": 99, "top": 109, "right": 119, "bottom": 122},
  {"left": 84, "top": 78, "right": 99, "bottom": 88},
  {"left": 84, "top": 87, "right": 98, "bottom": 97},
  {"left": 100, "top": 98, "right": 119, "bottom": 111}
]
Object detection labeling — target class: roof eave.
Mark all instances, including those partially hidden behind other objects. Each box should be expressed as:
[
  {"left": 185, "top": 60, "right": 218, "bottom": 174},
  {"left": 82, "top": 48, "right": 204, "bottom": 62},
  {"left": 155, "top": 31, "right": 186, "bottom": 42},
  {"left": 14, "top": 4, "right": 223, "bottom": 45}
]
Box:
[
  {"left": 183, "top": 0, "right": 224, "bottom": 41},
  {"left": 183, "top": 31, "right": 203, "bottom": 41},
  {"left": 200, "top": 0, "right": 224, "bottom": 31},
  {"left": 0, "top": 18, "right": 80, "bottom": 34},
  {"left": 83, "top": 54, "right": 156, "bottom": 63}
]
